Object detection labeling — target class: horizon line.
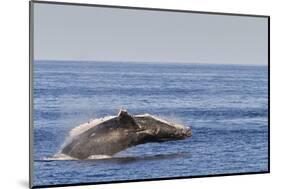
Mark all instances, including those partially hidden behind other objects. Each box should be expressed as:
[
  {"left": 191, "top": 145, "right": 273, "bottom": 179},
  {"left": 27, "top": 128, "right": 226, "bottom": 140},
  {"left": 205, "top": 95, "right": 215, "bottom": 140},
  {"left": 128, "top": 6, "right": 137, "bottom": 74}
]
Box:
[{"left": 33, "top": 59, "right": 267, "bottom": 66}]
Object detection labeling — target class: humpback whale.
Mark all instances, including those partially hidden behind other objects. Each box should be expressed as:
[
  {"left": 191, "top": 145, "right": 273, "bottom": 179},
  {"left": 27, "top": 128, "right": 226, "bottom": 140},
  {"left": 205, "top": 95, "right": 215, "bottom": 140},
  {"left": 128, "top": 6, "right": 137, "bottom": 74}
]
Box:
[{"left": 60, "top": 109, "right": 192, "bottom": 159}]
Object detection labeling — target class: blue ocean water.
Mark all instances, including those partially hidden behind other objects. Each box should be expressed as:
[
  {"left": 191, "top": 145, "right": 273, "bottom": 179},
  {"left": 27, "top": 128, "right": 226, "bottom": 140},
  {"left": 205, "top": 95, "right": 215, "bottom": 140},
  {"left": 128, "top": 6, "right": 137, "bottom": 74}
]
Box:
[{"left": 33, "top": 61, "right": 268, "bottom": 186}]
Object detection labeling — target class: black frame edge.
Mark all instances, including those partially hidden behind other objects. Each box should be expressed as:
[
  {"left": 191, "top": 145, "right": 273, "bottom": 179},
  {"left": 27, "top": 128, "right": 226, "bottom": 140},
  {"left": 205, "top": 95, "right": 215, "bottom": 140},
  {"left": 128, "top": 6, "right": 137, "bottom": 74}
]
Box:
[
  {"left": 29, "top": 1, "right": 34, "bottom": 188},
  {"left": 32, "top": 171, "right": 269, "bottom": 189},
  {"left": 267, "top": 16, "right": 270, "bottom": 173},
  {"left": 32, "top": 0, "right": 269, "bottom": 18}
]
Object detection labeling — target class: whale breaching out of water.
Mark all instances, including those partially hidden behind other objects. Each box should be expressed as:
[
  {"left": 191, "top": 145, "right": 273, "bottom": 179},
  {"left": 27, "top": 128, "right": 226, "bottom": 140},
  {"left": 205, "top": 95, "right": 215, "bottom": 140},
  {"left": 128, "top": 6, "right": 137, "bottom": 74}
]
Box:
[{"left": 59, "top": 109, "right": 192, "bottom": 159}]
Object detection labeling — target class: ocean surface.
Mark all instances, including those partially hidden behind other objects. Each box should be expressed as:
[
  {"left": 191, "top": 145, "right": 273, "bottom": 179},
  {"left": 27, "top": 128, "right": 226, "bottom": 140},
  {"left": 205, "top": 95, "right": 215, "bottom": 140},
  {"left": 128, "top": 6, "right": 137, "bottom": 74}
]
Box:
[{"left": 32, "top": 61, "right": 268, "bottom": 186}]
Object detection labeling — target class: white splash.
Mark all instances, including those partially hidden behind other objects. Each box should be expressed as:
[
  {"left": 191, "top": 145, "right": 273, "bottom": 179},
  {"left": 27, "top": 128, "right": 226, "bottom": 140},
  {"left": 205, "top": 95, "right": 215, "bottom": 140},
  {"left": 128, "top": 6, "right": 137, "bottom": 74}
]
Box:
[
  {"left": 69, "top": 115, "right": 116, "bottom": 138},
  {"left": 43, "top": 153, "right": 113, "bottom": 161},
  {"left": 87, "top": 155, "right": 112, "bottom": 160},
  {"left": 43, "top": 153, "right": 77, "bottom": 160},
  {"left": 59, "top": 115, "right": 117, "bottom": 150}
]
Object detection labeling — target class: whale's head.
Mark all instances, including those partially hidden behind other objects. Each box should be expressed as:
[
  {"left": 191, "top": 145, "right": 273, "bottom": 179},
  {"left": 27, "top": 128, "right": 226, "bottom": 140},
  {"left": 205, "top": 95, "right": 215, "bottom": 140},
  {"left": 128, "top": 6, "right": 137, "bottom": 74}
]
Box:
[
  {"left": 158, "top": 123, "right": 192, "bottom": 140},
  {"left": 133, "top": 113, "right": 192, "bottom": 142}
]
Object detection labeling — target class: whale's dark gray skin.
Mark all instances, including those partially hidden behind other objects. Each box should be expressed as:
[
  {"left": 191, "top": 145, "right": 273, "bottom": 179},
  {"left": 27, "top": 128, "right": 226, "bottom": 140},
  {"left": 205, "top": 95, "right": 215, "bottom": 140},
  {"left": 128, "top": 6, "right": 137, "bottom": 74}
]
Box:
[{"left": 60, "top": 110, "right": 192, "bottom": 159}]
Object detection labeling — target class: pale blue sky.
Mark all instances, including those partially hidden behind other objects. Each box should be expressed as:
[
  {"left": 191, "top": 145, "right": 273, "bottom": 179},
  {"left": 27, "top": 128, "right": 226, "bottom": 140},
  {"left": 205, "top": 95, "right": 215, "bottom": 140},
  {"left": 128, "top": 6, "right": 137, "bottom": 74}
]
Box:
[{"left": 33, "top": 3, "right": 268, "bottom": 65}]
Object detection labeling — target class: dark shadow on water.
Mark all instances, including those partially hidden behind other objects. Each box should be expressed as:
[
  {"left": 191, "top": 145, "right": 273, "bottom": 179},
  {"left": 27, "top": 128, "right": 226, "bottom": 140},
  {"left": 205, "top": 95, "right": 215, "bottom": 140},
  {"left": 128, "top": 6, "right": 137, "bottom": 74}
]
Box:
[
  {"left": 81, "top": 152, "right": 191, "bottom": 164},
  {"left": 36, "top": 152, "right": 191, "bottom": 165}
]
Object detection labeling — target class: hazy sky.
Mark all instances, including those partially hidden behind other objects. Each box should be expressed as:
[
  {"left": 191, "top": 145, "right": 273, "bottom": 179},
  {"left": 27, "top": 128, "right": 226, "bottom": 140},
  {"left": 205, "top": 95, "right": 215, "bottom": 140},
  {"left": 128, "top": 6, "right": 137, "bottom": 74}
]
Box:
[{"left": 33, "top": 3, "right": 268, "bottom": 65}]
